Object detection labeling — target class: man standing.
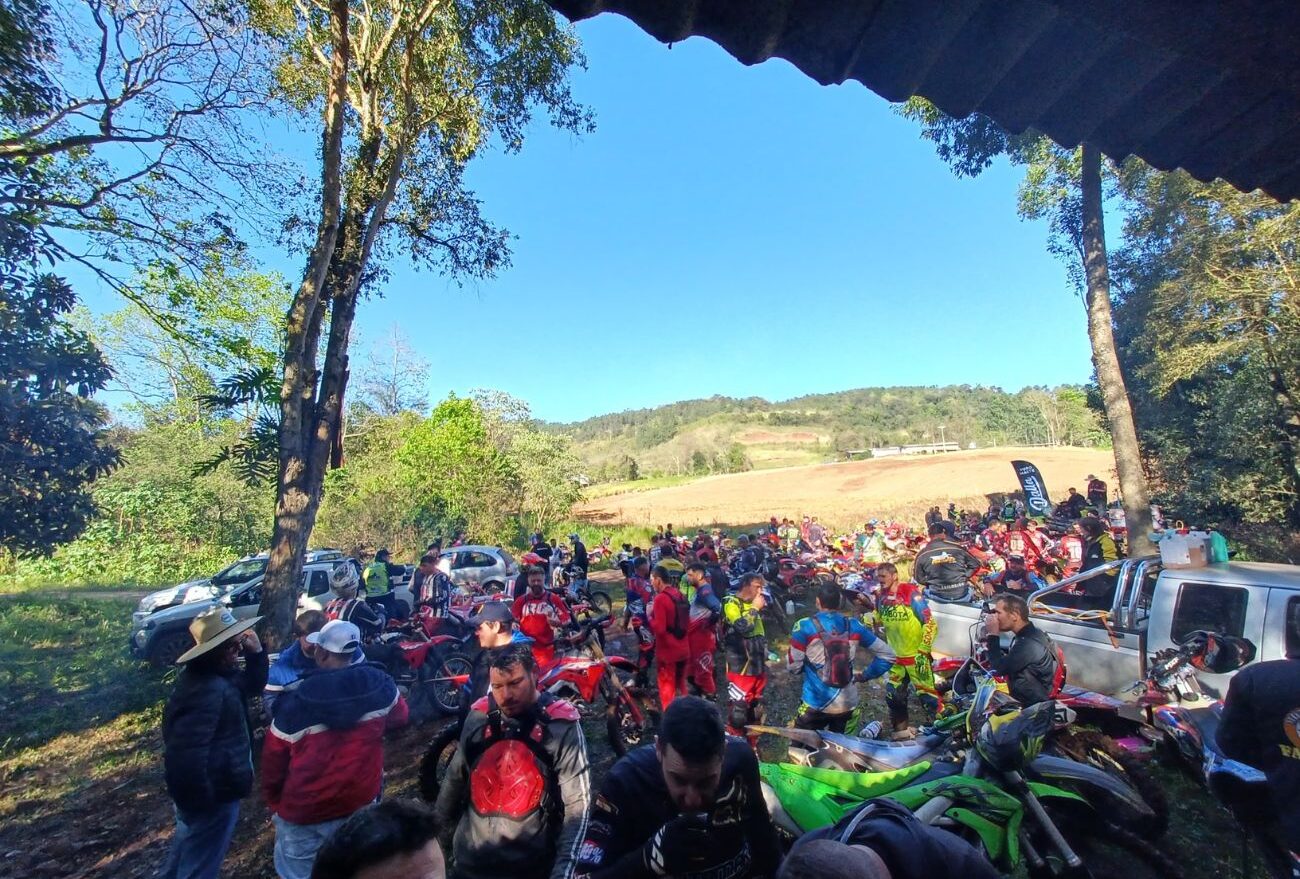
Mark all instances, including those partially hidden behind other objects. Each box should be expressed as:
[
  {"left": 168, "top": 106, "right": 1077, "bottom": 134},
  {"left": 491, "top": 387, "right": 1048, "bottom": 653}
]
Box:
[
  {"left": 722, "top": 573, "right": 769, "bottom": 739},
  {"left": 983, "top": 594, "right": 1060, "bottom": 706},
  {"left": 857, "top": 521, "right": 887, "bottom": 566},
  {"left": 788, "top": 581, "right": 894, "bottom": 733},
  {"left": 868, "top": 563, "right": 940, "bottom": 738},
  {"left": 513, "top": 565, "right": 574, "bottom": 667},
  {"left": 574, "top": 696, "right": 782, "bottom": 879},
  {"left": 808, "top": 517, "right": 826, "bottom": 550},
  {"left": 160, "top": 608, "right": 267, "bottom": 879},
  {"left": 262, "top": 620, "right": 409, "bottom": 879},
  {"left": 650, "top": 562, "right": 691, "bottom": 709},
  {"left": 913, "top": 522, "right": 981, "bottom": 602},
  {"left": 682, "top": 562, "right": 723, "bottom": 698},
  {"left": 1217, "top": 616, "right": 1300, "bottom": 879},
  {"left": 1086, "top": 474, "right": 1108, "bottom": 510},
  {"left": 265, "top": 609, "right": 327, "bottom": 717},
  {"left": 463, "top": 602, "right": 527, "bottom": 711},
  {"left": 413, "top": 553, "right": 452, "bottom": 616},
  {"left": 363, "top": 549, "right": 399, "bottom": 620},
  {"left": 569, "top": 532, "right": 589, "bottom": 577},
  {"left": 434, "top": 644, "right": 591, "bottom": 879}
]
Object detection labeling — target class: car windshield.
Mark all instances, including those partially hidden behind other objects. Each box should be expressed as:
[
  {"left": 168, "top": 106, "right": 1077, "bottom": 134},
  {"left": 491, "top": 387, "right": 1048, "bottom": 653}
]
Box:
[{"left": 212, "top": 558, "right": 267, "bottom": 587}]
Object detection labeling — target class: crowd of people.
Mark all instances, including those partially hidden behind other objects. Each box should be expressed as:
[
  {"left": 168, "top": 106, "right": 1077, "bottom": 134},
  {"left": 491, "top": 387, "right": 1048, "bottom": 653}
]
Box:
[{"left": 156, "top": 480, "right": 1299, "bottom": 879}]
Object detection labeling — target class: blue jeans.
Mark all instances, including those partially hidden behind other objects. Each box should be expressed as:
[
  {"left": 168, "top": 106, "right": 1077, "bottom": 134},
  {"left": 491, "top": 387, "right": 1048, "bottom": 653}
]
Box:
[
  {"left": 273, "top": 813, "right": 349, "bottom": 879},
  {"left": 157, "top": 800, "right": 240, "bottom": 879}
]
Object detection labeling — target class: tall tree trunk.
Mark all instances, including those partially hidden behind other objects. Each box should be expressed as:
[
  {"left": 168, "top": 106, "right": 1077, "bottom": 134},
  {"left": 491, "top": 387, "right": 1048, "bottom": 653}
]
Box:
[
  {"left": 1081, "top": 143, "right": 1154, "bottom": 556},
  {"left": 1263, "top": 355, "right": 1300, "bottom": 526},
  {"left": 258, "top": 0, "right": 350, "bottom": 649}
]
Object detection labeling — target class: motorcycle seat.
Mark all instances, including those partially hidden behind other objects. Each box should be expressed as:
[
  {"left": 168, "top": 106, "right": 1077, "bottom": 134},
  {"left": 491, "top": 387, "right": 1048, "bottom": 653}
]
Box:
[
  {"left": 818, "top": 730, "right": 949, "bottom": 772},
  {"left": 1183, "top": 705, "right": 1223, "bottom": 757}
]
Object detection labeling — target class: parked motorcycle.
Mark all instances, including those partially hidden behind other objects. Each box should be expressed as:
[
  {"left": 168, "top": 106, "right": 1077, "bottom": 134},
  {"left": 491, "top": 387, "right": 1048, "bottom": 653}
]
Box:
[
  {"left": 374, "top": 605, "right": 474, "bottom": 717},
  {"left": 759, "top": 678, "right": 1182, "bottom": 879},
  {"left": 556, "top": 564, "right": 613, "bottom": 616}
]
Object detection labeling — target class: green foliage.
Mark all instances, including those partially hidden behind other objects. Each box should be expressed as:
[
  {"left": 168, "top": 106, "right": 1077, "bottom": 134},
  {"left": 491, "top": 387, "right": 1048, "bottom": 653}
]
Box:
[
  {"left": 0, "top": 202, "right": 118, "bottom": 556},
  {"left": 1114, "top": 170, "right": 1300, "bottom": 530},
  {"left": 314, "top": 392, "right": 586, "bottom": 557},
  {"left": 5, "top": 420, "right": 273, "bottom": 587}
]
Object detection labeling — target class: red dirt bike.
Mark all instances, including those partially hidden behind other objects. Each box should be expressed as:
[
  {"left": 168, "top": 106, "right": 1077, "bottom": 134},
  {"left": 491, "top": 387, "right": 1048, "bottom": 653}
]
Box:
[
  {"left": 373, "top": 605, "right": 474, "bottom": 718},
  {"left": 417, "top": 613, "right": 657, "bottom": 805}
]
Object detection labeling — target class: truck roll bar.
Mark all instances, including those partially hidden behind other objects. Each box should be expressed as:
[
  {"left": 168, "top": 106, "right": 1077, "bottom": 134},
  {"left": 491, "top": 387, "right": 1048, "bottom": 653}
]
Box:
[{"left": 1026, "top": 555, "right": 1161, "bottom": 629}]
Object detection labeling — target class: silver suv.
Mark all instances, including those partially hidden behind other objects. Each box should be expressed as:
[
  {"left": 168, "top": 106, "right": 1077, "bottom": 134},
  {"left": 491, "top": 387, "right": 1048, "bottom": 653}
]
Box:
[
  {"left": 436, "top": 545, "right": 520, "bottom": 594},
  {"left": 134, "top": 549, "right": 346, "bottom": 617}
]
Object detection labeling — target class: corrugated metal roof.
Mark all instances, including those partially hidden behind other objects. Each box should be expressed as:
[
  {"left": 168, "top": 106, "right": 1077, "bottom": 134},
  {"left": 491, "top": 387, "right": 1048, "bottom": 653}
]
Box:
[{"left": 547, "top": 0, "right": 1300, "bottom": 201}]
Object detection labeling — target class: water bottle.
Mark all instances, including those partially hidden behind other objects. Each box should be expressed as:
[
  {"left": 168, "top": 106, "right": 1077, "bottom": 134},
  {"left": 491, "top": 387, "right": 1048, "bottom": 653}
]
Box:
[{"left": 858, "top": 719, "right": 883, "bottom": 740}]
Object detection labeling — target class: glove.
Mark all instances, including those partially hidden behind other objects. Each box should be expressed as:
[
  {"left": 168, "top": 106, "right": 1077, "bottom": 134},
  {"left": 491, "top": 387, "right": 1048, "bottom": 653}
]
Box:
[{"left": 641, "top": 813, "right": 733, "bottom": 877}]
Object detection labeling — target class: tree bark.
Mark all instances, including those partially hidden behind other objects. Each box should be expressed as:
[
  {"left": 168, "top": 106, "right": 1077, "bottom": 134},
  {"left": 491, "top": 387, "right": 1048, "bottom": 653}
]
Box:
[
  {"left": 1081, "top": 143, "right": 1154, "bottom": 556},
  {"left": 257, "top": 0, "right": 350, "bottom": 649},
  {"left": 1264, "top": 355, "right": 1300, "bottom": 526}
]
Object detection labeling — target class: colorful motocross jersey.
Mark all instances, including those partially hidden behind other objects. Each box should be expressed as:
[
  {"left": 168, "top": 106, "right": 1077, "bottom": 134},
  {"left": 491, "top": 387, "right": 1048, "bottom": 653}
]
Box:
[
  {"left": 787, "top": 611, "right": 894, "bottom": 713},
  {"left": 867, "top": 582, "right": 936, "bottom": 660},
  {"left": 857, "top": 531, "right": 888, "bottom": 563},
  {"left": 624, "top": 576, "right": 654, "bottom": 620}
]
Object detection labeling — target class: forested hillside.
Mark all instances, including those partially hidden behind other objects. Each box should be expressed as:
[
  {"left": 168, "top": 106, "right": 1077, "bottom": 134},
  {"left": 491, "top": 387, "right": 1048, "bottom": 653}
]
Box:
[{"left": 552, "top": 385, "right": 1107, "bottom": 482}]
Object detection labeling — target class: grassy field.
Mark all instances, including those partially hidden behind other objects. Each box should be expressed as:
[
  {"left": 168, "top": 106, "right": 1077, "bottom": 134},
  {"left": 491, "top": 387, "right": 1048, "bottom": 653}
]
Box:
[
  {"left": 0, "top": 582, "right": 1263, "bottom": 879},
  {"left": 579, "top": 446, "right": 1118, "bottom": 531}
]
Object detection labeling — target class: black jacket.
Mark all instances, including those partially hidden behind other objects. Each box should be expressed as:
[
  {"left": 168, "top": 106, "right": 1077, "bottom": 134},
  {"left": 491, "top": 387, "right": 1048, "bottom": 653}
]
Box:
[
  {"left": 572, "top": 541, "right": 589, "bottom": 573},
  {"left": 1217, "top": 657, "right": 1300, "bottom": 850},
  {"left": 575, "top": 739, "right": 781, "bottom": 879},
  {"left": 986, "top": 623, "right": 1058, "bottom": 705},
  {"left": 794, "top": 798, "right": 999, "bottom": 879},
  {"left": 913, "top": 539, "right": 980, "bottom": 597},
  {"left": 162, "top": 648, "right": 268, "bottom": 813}
]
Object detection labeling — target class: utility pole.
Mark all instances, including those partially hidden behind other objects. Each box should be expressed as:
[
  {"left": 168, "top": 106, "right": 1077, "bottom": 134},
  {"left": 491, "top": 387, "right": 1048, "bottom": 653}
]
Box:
[{"left": 938, "top": 424, "right": 947, "bottom": 451}]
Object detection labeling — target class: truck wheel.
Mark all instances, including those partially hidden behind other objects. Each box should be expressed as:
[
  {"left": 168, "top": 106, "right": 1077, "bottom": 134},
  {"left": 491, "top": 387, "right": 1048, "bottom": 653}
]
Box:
[{"left": 150, "top": 631, "right": 194, "bottom": 669}]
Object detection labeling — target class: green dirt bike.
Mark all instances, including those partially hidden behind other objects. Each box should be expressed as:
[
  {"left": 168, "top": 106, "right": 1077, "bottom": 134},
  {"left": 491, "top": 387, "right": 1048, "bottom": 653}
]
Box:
[{"left": 757, "top": 680, "right": 1183, "bottom": 879}]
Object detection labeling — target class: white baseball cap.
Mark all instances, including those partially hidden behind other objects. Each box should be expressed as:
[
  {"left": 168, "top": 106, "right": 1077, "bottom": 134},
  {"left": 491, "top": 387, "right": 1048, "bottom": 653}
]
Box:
[{"left": 307, "top": 619, "right": 361, "bottom": 654}]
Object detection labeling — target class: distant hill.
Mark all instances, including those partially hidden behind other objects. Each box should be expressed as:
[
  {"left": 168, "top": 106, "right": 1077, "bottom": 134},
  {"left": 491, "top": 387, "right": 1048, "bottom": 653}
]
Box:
[{"left": 548, "top": 385, "right": 1108, "bottom": 482}]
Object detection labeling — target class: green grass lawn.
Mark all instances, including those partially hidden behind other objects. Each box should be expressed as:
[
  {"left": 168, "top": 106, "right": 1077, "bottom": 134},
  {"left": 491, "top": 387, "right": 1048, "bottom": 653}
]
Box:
[{"left": 0, "top": 596, "right": 169, "bottom": 756}]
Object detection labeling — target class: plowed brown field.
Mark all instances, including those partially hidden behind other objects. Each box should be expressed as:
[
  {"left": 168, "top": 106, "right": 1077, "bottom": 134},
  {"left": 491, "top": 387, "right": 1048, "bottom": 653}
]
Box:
[{"left": 578, "top": 446, "right": 1116, "bottom": 529}]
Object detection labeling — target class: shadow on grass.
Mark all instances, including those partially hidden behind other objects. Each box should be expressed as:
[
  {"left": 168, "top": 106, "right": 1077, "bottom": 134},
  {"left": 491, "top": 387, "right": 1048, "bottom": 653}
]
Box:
[{"left": 0, "top": 597, "right": 170, "bottom": 757}]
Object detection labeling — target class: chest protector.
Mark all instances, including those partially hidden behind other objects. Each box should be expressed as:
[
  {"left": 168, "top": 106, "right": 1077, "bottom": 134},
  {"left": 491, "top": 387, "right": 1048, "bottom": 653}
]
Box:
[{"left": 465, "top": 700, "right": 560, "bottom": 824}]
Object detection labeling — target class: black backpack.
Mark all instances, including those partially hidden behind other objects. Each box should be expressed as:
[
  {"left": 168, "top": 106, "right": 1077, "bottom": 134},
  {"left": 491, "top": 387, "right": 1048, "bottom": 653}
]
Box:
[{"left": 811, "top": 615, "right": 854, "bottom": 689}]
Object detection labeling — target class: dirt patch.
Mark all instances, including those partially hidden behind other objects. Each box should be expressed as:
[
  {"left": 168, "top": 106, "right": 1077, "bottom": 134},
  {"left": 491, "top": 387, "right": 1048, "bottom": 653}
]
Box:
[
  {"left": 578, "top": 446, "right": 1117, "bottom": 529},
  {"left": 735, "top": 430, "right": 820, "bottom": 444}
]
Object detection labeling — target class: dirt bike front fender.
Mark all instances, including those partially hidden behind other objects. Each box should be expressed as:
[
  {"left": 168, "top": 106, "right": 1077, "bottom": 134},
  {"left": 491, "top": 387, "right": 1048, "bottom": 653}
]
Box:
[{"left": 1029, "top": 754, "right": 1150, "bottom": 816}]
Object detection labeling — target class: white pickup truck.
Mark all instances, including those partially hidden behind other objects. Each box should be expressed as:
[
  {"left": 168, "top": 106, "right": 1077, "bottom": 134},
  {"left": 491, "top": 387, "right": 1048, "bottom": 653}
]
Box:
[{"left": 928, "top": 557, "right": 1300, "bottom": 697}]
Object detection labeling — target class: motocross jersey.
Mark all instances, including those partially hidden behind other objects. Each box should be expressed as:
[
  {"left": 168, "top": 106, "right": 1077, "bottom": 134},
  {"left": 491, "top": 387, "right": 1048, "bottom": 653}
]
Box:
[
  {"left": 867, "top": 583, "right": 936, "bottom": 661},
  {"left": 512, "top": 591, "right": 573, "bottom": 631},
  {"left": 624, "top": 576, "right": 654, "bottom": 620},
  {"left": 787, "top": 611, "right": 894, "bottom": 713},
  {"left": 574, "top": 739, "right": 782, "bottom": 879},
  {"left": 722, "top": 595, "right": 766, "bottom": 677},
  {"left": 858, "top": 532, "right": 887, "bottom": 564},
  {"left": 680, "top": 578, "right": 721, "bottom": 630}
]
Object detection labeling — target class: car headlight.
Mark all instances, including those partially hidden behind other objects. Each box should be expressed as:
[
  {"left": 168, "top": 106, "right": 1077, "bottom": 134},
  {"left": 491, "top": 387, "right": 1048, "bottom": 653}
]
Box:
[{"left": 134, "top": 628, "right": 150, "bottom": 647}]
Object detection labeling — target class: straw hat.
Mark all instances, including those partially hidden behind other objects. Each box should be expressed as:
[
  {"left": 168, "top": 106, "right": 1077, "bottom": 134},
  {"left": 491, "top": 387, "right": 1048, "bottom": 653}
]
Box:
[{"left": 175, "top": 606, "right": 262, "bottom": 664}]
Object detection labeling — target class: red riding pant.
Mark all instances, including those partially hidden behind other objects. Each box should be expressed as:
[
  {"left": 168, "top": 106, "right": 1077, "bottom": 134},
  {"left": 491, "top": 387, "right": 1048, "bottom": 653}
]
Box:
[
  {"left": 656, "top": 659, "right": 689, "bottom": 710},
  {"left": 687, "top": 627, "right": 717, "bottom": 695}
]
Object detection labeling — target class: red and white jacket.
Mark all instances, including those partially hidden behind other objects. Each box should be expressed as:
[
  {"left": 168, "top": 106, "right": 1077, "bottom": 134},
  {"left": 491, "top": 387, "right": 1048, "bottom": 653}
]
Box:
[{"left": 261, "top": 661, "right": 408, "bottom": 824}]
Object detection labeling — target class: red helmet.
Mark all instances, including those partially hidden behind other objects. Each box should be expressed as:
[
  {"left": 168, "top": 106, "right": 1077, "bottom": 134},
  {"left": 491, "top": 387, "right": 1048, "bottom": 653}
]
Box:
[{"left": 520, "top": 551, "right": 543, "bottom": 566}]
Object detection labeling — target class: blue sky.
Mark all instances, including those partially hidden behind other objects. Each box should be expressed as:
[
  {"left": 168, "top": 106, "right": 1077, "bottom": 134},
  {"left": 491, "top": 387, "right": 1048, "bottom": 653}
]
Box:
[{"left": 84, "top": 14, "right": 1100, "bottom": 424}]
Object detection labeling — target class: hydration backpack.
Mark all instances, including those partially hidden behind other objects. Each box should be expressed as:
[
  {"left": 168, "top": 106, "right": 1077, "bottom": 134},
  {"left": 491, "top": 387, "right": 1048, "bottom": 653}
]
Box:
[
  {"left": 665, "top": 586, "right": 690, "bottom": 639},
  {"left": 811, "top": 615, "right": 853, "bottom": 689}
]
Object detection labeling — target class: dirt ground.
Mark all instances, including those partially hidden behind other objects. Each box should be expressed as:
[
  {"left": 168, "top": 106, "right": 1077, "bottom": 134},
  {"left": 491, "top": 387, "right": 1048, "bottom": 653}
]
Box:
[{"left": 578, "top": 446, "right": 1117, "bottom": 530}]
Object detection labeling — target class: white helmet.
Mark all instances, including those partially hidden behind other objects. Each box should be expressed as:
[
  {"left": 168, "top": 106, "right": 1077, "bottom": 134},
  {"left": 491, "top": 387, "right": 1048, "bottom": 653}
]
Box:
[{"left": 331, "top": 563, "right": 360, "bottom": 596}]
